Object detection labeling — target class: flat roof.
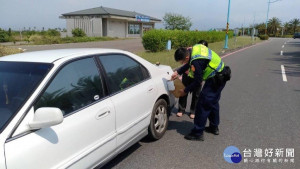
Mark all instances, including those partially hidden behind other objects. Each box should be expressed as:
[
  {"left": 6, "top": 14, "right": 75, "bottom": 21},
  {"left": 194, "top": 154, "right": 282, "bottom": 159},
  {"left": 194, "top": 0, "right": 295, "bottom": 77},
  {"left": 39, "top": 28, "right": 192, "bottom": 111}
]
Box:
[{"left": 61, "top": 6, "right": 161, "bottom": 22}]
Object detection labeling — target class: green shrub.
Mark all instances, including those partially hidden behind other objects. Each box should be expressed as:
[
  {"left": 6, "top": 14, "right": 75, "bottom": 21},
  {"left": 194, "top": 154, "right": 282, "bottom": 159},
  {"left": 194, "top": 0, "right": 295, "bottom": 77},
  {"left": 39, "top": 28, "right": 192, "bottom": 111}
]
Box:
[
  {"left": 24, "top": 30, "right": 36, "bottom": 37},
  {"left": 268, "top": 34, "right": 275, "bottom": 37},
  {"left": 282, "top": 35, "right": 293, "bottom": 38},
  {"left": 29, "top": 34, "right": 43, "bottom": 44},
  {"left": 0, "top": 29, "right": 9, "bottom": 42},
  {"left": 46, "top": 29, "right": 60, "bottom": 37},
  {"left": 29, "top": 34, "right": 61, "bottom": 45},
  {"left": 28, "top": 35, "right": 116, "bottom": 45},
  {"left": 72, "top": 28, "right": 86, "bottom": 37},
  {"left": 142, "top": 29, "right": 169, "bottom": 52},
  {"left": 258, "top": 35, "right": 269, "bottom": 40},
  {"left": 46, "top": 36, "right": 61, "bottom": 44},
  {"left": 61, "top": 36, "right": 116, "bottom": 43},
  {"left": 142, "top": 29, "right": 233, "bottom": 52}
]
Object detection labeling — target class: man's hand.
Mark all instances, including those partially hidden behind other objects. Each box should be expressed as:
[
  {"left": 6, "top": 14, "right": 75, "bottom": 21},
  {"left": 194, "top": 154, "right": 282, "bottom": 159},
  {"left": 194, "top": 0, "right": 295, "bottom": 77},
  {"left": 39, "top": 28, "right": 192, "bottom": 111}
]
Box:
[
  {"left": 171, "top": 71, "right": 178, "bottom": 80},
  {"left": 179, "top": 89, "right": 187, "bottom": 97}
]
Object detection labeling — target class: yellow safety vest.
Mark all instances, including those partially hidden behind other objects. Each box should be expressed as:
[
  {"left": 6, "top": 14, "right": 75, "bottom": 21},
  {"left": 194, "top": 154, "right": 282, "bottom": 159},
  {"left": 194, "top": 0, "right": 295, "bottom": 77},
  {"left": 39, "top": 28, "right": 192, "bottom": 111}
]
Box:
[{"left": 188, "top": 44, "right": 224, "bottom": 80}]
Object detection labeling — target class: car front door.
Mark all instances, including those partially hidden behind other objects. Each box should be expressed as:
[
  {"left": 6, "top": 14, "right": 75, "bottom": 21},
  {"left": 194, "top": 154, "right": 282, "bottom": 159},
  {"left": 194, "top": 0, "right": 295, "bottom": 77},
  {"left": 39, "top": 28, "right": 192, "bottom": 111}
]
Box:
[
  {"left": 98, "top": 54, "right": 156, "bottom": 151},
  {"left": 4, "top": 57, "right": 116, "bottom": 169}
]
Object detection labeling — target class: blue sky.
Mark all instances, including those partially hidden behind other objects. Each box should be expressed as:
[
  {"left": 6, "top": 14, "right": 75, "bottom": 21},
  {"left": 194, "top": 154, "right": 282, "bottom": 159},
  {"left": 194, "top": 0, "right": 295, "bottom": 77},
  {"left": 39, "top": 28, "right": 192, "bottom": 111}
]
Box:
[{"left": 0, "top": 0, "right": 299, "bottom": 31}]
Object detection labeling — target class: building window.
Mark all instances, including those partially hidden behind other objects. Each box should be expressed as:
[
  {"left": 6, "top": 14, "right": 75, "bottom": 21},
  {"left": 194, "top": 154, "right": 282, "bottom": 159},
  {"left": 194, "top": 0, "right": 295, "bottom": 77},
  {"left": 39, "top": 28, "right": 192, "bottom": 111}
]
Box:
[
  {"left": 128, "top": 24, "right": 140, "bottom": 34},
  {"left": 142, "top": 24, "right": 153, "bottom": 33}
]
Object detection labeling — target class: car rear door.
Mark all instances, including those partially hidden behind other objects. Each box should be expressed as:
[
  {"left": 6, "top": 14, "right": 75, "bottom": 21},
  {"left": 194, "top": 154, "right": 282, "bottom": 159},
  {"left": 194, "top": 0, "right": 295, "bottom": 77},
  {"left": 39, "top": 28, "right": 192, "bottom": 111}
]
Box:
[
  {"left": 98, "top": 54, "right": 157, "bottom": 151},
  {"left": 4, "top": 57, "right": 116, "bottom": 169}
]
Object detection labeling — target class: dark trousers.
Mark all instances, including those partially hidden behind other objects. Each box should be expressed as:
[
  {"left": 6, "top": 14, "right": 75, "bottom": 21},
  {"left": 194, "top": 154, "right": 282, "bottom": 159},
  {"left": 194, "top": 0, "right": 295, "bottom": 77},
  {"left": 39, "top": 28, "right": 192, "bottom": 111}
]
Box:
[
  {"left": 178, "top": 73, "right": 201, "bottom": 114},
  {"left": 192, "top": 77, "right": 226, "bottom": 135}
]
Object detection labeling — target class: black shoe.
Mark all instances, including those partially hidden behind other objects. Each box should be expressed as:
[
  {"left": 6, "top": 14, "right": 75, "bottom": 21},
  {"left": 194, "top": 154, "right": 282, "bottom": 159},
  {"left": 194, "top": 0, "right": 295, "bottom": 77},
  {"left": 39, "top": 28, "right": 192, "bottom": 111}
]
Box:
[
  {"left": 184, "top": 132, "right": 204, "bottom": 141},
  {"left": 205, "top": 126, "right": 219, "bottom": 135}
]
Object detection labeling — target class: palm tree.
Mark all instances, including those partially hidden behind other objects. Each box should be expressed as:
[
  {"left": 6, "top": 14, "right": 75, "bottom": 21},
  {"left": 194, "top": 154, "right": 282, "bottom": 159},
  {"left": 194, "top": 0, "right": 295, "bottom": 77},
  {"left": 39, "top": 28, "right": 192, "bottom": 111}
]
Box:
[
  {"left": 268, "top": 17, "right": 281, "bottom": 36},
  {"left": 255, "top": 23, "right": 266, "bottom": 35},
  {"left": 289, "top": 18, "right": 300, "bottom": 34},
  {"left": 283, "top": 22, "right": 291, "bottom": 35}
]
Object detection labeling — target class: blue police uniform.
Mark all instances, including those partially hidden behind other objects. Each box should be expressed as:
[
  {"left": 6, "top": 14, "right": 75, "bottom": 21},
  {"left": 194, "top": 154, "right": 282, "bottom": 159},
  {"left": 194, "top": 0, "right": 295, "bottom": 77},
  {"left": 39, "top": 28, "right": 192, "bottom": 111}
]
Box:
[{"left": 177, "top": 45, "right": 226, "bottom": 137}]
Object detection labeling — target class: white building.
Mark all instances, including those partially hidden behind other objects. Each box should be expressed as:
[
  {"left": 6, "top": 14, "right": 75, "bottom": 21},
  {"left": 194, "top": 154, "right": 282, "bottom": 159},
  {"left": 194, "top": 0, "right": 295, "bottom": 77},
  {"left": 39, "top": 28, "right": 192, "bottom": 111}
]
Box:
[{"left": 60, "top": 6, "right": 161, "bottom": 38}]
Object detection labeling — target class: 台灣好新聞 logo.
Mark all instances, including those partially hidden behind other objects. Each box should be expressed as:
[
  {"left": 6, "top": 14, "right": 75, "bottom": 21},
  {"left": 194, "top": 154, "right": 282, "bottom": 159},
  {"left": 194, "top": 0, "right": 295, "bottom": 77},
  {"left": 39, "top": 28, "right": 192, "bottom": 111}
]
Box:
[{"left": 224, "top": 146, "right": 242, "bottom": 163}]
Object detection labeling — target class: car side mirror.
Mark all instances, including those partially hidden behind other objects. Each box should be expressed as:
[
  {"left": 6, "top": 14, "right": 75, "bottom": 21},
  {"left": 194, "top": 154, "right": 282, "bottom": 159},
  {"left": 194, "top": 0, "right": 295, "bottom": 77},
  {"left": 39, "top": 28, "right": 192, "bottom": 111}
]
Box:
[{"left": 28, "top": 107, "right": 63, "bottom": 130}]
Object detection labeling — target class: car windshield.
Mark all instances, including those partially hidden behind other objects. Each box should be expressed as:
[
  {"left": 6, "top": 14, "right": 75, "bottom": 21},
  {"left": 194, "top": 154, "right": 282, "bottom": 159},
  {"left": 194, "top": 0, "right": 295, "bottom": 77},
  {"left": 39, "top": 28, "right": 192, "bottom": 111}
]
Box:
[{"left": 0, "top": 62, "right": 52, "bottom": 133}]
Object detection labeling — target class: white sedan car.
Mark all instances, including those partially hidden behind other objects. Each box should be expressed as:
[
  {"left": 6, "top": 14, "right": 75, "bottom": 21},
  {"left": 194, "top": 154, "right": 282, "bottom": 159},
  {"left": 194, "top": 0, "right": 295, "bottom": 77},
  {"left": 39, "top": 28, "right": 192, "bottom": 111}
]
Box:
[{"left": 0, "top": 49, "right": 175, "bottom": 169}]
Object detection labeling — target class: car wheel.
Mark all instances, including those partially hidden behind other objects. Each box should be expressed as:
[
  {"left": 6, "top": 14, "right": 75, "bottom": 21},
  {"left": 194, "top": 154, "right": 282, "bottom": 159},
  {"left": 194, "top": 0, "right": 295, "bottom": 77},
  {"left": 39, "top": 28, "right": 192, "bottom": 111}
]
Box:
[{"left": 148, "top": 99, "right": 168, "bottom": 140}]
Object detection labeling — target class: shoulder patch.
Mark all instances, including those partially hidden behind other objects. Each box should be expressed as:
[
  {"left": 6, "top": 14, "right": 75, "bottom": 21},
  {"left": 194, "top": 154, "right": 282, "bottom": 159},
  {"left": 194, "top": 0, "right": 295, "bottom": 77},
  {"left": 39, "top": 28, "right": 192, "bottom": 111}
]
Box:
[{"left": 191, "top": 65, "right": 195, "bottom": 72}]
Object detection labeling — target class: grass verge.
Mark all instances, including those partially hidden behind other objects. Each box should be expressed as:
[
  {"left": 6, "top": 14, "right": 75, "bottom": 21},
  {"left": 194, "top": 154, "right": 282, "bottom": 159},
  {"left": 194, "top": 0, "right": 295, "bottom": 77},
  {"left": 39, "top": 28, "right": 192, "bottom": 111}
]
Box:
[
  {"left": 135, "top": 36, "right": 263, "bottom": 69},
  {"left": 0, "top": 45, "right": 23, "bottom": 57}
]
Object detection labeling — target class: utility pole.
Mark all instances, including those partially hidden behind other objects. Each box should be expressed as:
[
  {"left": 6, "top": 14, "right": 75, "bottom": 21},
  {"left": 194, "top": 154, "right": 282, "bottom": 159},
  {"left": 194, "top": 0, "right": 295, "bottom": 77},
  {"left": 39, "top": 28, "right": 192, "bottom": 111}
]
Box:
[
  {"left": 252, "top": 13, "right": 256, "bottom": 42},
  {"left": 19, "top": 28, "right": 23, "bottom": 41},
  {"left": 242, "top": 17, "right": 245, "bottom": 36},
  {"left": 224, "top": 0, "right": 231, "bottom": 49},
  {"left": 265, "top": 0, "right": 281, "bottom": 35}
]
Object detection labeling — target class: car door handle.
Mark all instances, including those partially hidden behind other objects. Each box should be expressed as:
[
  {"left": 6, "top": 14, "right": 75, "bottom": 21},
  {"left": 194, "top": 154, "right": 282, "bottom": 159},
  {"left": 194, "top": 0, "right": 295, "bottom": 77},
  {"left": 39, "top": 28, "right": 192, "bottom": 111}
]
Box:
[
  {"left": 147, "top": 86, "right": 154, "bottom": 93},
  {"left": 95, "top": 111, "right": 110, "bottom": 120}
]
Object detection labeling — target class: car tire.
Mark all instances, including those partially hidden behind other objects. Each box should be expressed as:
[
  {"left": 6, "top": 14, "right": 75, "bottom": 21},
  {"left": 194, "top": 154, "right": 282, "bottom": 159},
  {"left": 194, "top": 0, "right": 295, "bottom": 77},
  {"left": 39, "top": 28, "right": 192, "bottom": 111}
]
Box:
[{"left": 148, "top": 99, "right": 168, "bottom": 140}]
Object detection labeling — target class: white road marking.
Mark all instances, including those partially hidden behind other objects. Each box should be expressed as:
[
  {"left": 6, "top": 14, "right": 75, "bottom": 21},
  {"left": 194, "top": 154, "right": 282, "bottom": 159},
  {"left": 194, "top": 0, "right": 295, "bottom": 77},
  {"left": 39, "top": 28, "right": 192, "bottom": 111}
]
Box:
[
  {"left": 282, "top": 45, "right": 284, "bottom": 48},
  {"left": 280, "top": 51, "right": 283, "bottom": 55},
  {"left": 281, "top": 65, "right": 287, "bottom": 82}
]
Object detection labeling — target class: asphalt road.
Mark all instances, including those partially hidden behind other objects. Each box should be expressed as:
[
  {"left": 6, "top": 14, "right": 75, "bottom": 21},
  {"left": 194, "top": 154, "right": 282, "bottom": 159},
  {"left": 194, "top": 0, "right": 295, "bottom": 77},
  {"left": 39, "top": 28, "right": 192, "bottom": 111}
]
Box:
[{"left": 101, "top": 38, "right": 300, "bottom": 169}]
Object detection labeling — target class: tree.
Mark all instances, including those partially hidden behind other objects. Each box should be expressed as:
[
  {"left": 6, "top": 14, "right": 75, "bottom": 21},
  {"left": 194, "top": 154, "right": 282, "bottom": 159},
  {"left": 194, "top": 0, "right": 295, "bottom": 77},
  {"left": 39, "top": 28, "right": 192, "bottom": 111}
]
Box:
[
  {"left": 289, "top": 18, "right": 300, "bottom": 34},
  {"left": 0, "top": 28, "right": 9, "bottom": 42},
  {"left": 46, "top": 29, "right": 60, "bottom": 36},
  {"left": 268, "top": 17, "right": 281, "bottom": 36},
  {"left": 283, "top": 22, "right": 291, "bottom": 35},
  {"left": 255, "top": 23, "right": 266, "bottom": 35},
  {"left": 163, "top": 13, "right": 192, "bottom": 30},
  {"left": 8, "top": 28, "right": 12, "bottom": 37}
]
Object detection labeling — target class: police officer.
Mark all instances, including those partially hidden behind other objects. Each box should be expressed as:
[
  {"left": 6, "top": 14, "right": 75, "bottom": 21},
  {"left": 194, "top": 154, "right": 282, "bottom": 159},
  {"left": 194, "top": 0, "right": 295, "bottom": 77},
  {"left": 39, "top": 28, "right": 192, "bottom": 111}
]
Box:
[
  {"left": 171, "top": 43, "right": 228, "bottom": 141},
  {"left": 176, "top": 40, "right": 208, "bottom": 119}
]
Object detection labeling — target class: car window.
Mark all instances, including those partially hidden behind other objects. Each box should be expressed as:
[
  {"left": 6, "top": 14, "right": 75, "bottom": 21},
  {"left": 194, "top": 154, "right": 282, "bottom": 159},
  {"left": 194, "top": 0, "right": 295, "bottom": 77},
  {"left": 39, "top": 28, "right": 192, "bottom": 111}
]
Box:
[
  {"left": 34, "top": 58, "right": 104, "bottom": 116},
  {"left": 0, "top": 62, "right": 52, "bottom": 133},
  {"left": 99, "top": 54, "right": 149, "bottom": 94}
]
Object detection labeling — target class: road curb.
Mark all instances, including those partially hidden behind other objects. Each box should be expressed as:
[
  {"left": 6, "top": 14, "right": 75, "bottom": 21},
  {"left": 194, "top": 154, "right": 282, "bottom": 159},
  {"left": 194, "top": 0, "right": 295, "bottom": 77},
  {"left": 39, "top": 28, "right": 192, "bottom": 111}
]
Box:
[{"left": 220, "top": 40, "right": 270, "bottom": 59}]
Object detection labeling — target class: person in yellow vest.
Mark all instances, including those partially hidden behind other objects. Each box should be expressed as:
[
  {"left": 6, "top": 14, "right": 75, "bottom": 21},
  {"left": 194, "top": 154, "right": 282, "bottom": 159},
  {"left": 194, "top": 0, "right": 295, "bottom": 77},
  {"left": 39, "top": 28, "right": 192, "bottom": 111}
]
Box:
[
  {"left": 171, "top": 44, "right": 231, "bottom": 141},
  {"left": 176, "top": 40, "right": 208, "bottom": 119}
]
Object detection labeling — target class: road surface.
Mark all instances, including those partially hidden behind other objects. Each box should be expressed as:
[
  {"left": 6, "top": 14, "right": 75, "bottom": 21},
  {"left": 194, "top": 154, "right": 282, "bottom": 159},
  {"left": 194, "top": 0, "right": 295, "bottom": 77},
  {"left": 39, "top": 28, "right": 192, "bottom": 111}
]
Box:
[{"left": 102, "top": 38, "right": 300, "bottom": 169}]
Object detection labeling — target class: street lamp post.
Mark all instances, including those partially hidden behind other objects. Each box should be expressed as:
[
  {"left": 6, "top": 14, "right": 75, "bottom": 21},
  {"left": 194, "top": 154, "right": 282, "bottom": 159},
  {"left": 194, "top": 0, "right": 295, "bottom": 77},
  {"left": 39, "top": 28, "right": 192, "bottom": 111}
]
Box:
[
  {"left": 252, "top": 14, "right": 256, "bottom": 42},
  {"left": 265, "top": 0, "right": 281, "bottom": 35},
  {"left": 224, "top": 0, "right": 231, "bottom": 49}
]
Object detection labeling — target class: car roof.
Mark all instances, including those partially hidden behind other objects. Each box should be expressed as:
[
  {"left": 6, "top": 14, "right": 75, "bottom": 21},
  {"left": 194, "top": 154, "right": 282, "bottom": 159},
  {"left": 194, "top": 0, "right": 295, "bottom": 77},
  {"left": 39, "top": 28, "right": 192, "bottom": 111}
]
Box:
[{"left": 0, "top": 48, "right": 127, "bottom": 63}]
